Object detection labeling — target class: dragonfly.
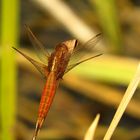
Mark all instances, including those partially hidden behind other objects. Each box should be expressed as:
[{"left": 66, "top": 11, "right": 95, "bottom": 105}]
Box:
[{"left": 13, "top": 25, "right": 102, "bottom": 140}]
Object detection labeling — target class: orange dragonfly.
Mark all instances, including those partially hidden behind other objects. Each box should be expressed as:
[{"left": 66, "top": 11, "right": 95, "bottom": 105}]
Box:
[{"left": 13, "top": 26, "right": 102, "bottom": 140}]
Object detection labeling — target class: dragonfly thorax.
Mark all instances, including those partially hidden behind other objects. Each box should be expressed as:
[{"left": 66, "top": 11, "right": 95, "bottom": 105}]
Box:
[{"left": 48, "top": 44, "right": 71, "bottom": 79}]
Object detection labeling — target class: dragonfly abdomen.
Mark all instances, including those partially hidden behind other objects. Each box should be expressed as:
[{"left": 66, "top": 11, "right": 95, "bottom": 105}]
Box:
[
  {"left": 39, "top": 71, "right": 58, "bottom": 119},
  {"left": 33, "top": 71, "right": 59, "bottom": 139}
]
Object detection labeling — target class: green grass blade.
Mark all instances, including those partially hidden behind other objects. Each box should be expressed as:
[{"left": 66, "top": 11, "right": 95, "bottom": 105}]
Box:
[
  {"left": 68, "top": 55, "right": 139, "bottom": 86},
  {"left": 0, "top": 0, "right": 19, "bottom": 140},
  {"left": 91, "top": 0, "right": 123, "bottom": 53}
]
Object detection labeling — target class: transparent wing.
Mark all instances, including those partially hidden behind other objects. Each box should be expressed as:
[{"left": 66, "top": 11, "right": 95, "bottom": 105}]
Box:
[
  {"left": 25, "top": 25, "right": 50, "bottom": 64},
  {"left": 68, "top": 33, "right": 102, "bottom": 65},
  {"left": 12, "top": 47, "right": 49, "bottom": 78},
  {"left": 65, "top": 33, "right": 102, "bottom": 73},
  {"left": 65, "top": 54, "right": 102, "bottom": 74},
  {"left": 72, "top": 33, "right": 101, "bottom": 56}
]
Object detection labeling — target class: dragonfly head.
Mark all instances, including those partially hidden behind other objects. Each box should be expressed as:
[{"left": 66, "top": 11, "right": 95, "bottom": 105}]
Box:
[{"left": 62, "top": 39, "right": 78, "bottom": 54}]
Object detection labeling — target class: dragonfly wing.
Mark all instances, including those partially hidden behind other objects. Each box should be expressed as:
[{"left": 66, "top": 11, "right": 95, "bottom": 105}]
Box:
[
  {"left": 13, "top": 47, "right": 49, "bottom": 78},
  {"left": 73, "top": 33, "right": 101, "bottom": 55},
  {"left": 65, "top": 54, "right": 102, "bottom": 74},
  {"left": 69, "top": 33, "right": 102, "bottom": 65},
  {"left": 25, "top": 25, "right": 50, "bottom": 64}
]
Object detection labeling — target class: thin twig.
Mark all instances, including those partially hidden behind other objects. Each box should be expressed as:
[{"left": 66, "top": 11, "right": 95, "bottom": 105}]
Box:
[{"left": 103, "top": 62, "right": 140, "bottom": 140}]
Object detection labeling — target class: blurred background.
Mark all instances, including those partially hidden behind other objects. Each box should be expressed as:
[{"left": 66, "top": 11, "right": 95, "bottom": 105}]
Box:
[{"left": 0, "top": 0, "right": 140, "bottom": 140}]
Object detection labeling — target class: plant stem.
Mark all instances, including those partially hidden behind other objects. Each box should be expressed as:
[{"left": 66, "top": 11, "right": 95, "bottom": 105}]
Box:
[{"left": 0, "top": 0, "right": 19, "bottom": 140}]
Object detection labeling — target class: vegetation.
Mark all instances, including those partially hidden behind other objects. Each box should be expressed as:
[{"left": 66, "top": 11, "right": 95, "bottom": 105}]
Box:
[{"left": 0, "top": 0, "right": 140, "bottom": 140}]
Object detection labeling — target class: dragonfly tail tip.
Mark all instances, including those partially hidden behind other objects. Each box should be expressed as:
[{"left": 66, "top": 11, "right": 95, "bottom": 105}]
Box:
[{"left": 32, "top": 121, "right": 41, "bottom": 140}]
